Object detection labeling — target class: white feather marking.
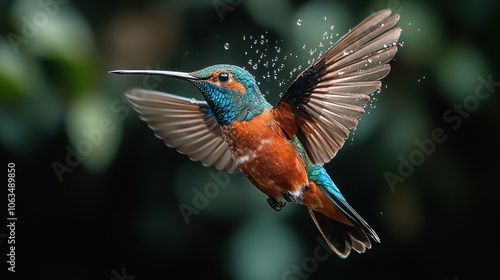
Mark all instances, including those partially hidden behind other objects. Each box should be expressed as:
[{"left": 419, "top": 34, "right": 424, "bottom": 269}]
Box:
[
  {"left": 236, "top": 154, "right": 250, "bottom": 164},
  {"left": 290, "top": 188, "right": 304, "bottom": 200}
]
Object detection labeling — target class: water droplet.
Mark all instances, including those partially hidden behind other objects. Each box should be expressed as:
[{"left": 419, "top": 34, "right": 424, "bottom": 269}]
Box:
[
  {"left": 324, "top": 16, "right": 327, "bottom": 21},
  {"left": 296, "top": 19, "right": 302, "bottom": 26},
  {"left": 330, "top": 25, "right": 334, "bottom": 30},
  {"left": 224, "top": 43, "right": 230, "bottom": 50},
  {"left": 253, "top": 64, "right": 258, "bottom": 69}
]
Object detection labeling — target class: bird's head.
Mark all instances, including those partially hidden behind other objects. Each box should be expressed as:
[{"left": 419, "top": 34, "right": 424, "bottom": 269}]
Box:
[{"left": 110, "top": 64, "right": 272, "bottom": 125}]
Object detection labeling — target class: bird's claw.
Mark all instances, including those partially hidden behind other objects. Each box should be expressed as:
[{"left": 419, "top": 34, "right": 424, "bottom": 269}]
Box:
[
  {"left": 267, "top": 197, "right": 286, "bottom": 211},
  {"left": 281, "top": 190, "right": 297, "bottom": 202}
]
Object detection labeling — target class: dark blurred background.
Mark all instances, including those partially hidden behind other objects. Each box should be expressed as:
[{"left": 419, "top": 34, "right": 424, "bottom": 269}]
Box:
[{"left": 1, "top": 0, "right": 499, "bottom": 279}]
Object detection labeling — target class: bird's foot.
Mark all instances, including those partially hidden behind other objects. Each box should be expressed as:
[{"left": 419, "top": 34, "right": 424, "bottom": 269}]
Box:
[
  {"left": 267, "top": 197, "right": 286, "bottom": 211},
  {"left": 281, "top": 190, "right": 297, "bottom": 202}
]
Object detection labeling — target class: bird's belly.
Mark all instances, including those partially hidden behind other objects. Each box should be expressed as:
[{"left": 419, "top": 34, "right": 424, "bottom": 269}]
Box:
[{"left": 221, "top": 110, "right": 308, "bottom": 200}]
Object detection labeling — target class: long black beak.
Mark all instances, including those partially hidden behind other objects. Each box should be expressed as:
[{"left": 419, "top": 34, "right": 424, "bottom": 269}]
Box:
[{"left": 108, "top": 69, "right": 198, "bottom": 81}]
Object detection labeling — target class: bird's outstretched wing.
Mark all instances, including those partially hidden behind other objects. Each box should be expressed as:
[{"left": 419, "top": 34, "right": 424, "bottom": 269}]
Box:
[
  {"left": 126, "top": 89, "right": 239, "bottom": 174},
  {"left": 274, "top": 9, "right": 402, "bottom": 164}
]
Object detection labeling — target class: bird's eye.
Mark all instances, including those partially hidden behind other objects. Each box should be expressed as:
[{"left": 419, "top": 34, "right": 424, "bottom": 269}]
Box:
[{"left": 217, "top": 72, "right": 230, "bottom": 83}]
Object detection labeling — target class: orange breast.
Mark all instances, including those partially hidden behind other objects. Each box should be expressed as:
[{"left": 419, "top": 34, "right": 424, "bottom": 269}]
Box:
[{"left": 221, "top": 109, "right": 308, "bottom": 200}]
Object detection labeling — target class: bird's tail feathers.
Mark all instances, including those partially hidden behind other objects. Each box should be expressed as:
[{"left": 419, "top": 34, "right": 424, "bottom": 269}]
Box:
[{"left": 308, "top": 207, "right": 378, "bottom": 258}]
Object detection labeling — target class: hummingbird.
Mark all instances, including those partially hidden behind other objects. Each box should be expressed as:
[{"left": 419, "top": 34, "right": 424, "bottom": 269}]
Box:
[{"left": 110, "top": 9, "right": 401, "bottom": 258}]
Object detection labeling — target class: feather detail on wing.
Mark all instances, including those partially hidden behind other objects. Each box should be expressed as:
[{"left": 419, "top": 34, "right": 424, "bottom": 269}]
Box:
[
  {"left": 126, "top": 89, "right": 239, "bottom": 174},
  {"left": 274, "top": 9, "right": 402, "bottom": 164}
]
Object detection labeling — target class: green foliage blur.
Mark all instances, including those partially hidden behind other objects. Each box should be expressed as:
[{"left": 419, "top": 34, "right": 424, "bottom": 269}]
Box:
[{"left": 1, "top": 0, "right": 499, "bottom": 279}]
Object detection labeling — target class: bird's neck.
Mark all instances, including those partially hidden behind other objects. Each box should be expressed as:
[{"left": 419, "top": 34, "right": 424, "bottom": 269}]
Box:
[
  {"left": 234, "top": 92, "right": 273, "bottom": 123},
  {"left": 200, "top": 84, "right": 272, "bottom": 125}
]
